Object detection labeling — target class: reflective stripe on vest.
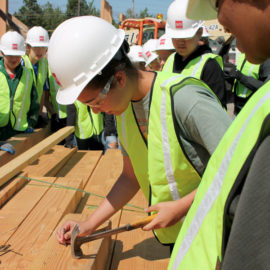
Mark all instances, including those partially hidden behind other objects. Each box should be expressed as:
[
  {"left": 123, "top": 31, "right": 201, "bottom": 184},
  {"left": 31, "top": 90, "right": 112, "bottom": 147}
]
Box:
[
  {"left": 169, "top": 80, "right": 270, "bottom": 270},
  {"left": 48, "top": 69, "right": 67, "bottom": 119},
  {"left": 0, "top": 67, "right": 33, "bottom": 131},
  {"left": 163, "top": 52, "right": 223, "bottom": 78},
  {"left": 234, "top": 53, "right": 260, "bottom": 98},
  {"left": 74, "top": 100, "right": 103, "bottom": 139},
  {"left": 23, "top": 55, "right": 48, "bottom": 103},
  {"left": 117, "top": 72, "right": 214, "bottom": 244}
]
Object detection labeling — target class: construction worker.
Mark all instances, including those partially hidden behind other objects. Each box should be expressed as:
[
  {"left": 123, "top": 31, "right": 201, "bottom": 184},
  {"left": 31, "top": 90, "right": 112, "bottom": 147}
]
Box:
[
  {"left": 127, "top": 45, "right": 146, "bottom": 70},
  {"left": 168, "top": 0, "right": 270, "bottom": 269},
  {"left": 49, "top": 16, "right": 231, "bottom": 250},
  {"left": 224, "top": 52, "right": 270, "bottom": 115},
  {"left": 155, "top": 34, "right": 175, "bottom": 71},
  {"left": 48, "top": 68, "right": 67, "bottom": 132},
  {"left": 142, "top": 39, "right": 161, "bottom": 71},
  {"left": 23, "top": 26, "right": 57, "bottom": 129},
  {"left": 64, "top": 100, "right": 104, "bottom": 150},
  {"left": 163, "top": 0, "right": 227, "bottom": 108},
  {"left": 0, "top": 31, "right": 39, "bottom": 141}
]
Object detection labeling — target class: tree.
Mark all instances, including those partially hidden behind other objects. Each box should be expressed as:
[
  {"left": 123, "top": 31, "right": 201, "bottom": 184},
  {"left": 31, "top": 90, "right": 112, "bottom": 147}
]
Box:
[
  {"left": 14, "top": 0, "right": 43, "bottom": 27},
  {"left": 138, "top": 8, "right": 153, "bottom": 19},
  {"left": 88, "top": 0, "right": 100, "bottom": 17},
  {"left": 41, "top": 2, "right": 65, "bottom": 33},
  {"left": 66, "top": 0, "right": 90, "bottom": 19}
]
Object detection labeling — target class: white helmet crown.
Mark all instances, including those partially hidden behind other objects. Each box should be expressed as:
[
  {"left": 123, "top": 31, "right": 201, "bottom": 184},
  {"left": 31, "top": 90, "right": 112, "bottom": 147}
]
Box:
[
  {"left": 48, "top": 16, "right": 125, "bottom": 105},
  {"left": 0, "top": 31, "right": 25, "bottom": 56},
  {"left": 166, "top": 0, "right": 203, "bottom": 39},
  {"left": 26, "top": 26, "right": 49, "bottom": 47}
]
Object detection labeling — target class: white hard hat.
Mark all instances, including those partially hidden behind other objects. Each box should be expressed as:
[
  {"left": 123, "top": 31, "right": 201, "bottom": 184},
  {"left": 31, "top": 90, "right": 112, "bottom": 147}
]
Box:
[
  {"left": 202, "top": 26, "right": 210, "bottom": 37},
  {"left": 128, "top": 45, "right": 145, "bottom": 63},
  {"left": 166, "top": 0, "right": 203, "bottom": 39},
  {"left": 186, "top": 0, "right": 217, "bottom": 20},
  {"left": 26, "top": 26, "right": 49, "bottom": 47},
  {"left": 48, "top": 16, "right": 125, "bottom": 105},
  {"left": 156, "top": 34, "right": 175, "bottom": 51},
  {"left": 0, "top": 31, "right": 25, "bottom": 56},
  {"left": 142, "top": 39, "right": 158, "bottom": 67}
]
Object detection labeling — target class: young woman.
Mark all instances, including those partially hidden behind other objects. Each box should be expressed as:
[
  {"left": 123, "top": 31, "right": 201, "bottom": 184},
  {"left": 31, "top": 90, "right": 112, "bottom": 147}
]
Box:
[{"left": 48, "top": 16, "right": 231, "bottom": 249}]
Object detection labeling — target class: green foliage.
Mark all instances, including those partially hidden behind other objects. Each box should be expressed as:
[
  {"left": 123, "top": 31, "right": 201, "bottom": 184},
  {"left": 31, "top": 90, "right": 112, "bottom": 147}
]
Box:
[
  {"left": 13, "top": 0, "right": 101, "bottom": 32},
  {"left": 124, "top": 7, "right": 154, "bottom": 19}
]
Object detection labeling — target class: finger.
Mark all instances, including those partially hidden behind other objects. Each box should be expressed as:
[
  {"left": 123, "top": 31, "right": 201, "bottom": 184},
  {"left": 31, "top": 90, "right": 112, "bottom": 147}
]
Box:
[
  {"left": 145, "top": 204, "right": 159, "bottom": 213},
  {"left": 142, "top": 218, "right": 160, "bottom": 231}
]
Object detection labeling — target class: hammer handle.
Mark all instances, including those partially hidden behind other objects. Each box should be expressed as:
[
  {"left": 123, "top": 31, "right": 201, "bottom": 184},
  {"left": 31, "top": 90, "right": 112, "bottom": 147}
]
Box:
[{"left": 129, "top": 214, "right": 157, "bottom": 228}]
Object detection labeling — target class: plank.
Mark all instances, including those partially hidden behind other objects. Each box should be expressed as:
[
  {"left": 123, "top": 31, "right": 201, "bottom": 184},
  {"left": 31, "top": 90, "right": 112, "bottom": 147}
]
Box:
[
  {"left": 28, "top": 213, "right": 112, "bottom": 270},
  {"left": 0, "top": 176, "right": 83, "bottom": 270},
  {"left": 24, "top": 145, "right": 76, "bottom": 177},
  {"left": 0, "top": 146, "right": 75, "bottom": 209},
  {"left": 0, "top": 172, "right": 28, "bottom": 208},
  {"left": 29, "top": 149, "right": 124, "bottom": 270},
  {"left": 109, "top": 192, "right": 170, "bottom": 270},
  {"left": 0, "top": 125, "right": 51, "bottom": 167},
  {"left": 56, "top": 150, "right": 102, "bottom": 188},
  {"left": 0, "top": 177, "right": 58, "bottom": 245},
  {"left": 0, "top": 126, "right": 74, "bottom": 187}
]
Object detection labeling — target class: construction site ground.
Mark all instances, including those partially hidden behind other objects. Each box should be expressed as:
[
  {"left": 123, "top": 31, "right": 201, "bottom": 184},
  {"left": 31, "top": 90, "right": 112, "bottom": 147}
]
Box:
[{"left": 0, "top": 126, "right": 170, "bottom": 270}]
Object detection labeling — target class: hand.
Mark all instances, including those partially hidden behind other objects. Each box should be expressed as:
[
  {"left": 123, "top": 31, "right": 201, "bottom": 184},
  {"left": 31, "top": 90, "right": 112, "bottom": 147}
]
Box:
[
  {"left": 142, "top": 200, "right": 186, "bottom": 231},
  {"left": 25, "top": 126, "right": 34, "bottom": 133},
  {"left": 0, "top": 142, "right": 15, "bottom": 154},
  {"left": 224, "top": 65, "right": 242, "bottom": 80},
  {"left": 56, "top": 219, "right": 93, "bottom": 245}
]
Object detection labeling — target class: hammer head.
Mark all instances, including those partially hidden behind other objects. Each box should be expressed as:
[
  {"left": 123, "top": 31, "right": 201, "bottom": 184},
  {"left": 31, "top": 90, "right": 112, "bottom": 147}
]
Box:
[{"left": 71, "top": 221, "right": 112, "bottom": 259}]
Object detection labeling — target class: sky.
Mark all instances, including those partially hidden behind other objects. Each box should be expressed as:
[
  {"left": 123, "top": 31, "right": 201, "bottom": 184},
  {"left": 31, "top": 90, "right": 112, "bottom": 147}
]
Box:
[{"left": 9, "top": 0, "right": 172, "bottom": 21}]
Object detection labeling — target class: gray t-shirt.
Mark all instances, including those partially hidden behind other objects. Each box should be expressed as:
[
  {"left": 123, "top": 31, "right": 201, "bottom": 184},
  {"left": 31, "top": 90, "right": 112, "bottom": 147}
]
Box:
[{"left": 120, "top": 84, "right": 232, "bottom": 175}]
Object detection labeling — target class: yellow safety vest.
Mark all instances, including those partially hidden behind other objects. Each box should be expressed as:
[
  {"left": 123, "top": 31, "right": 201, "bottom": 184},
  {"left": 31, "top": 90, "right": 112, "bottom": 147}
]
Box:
[
  {"left": 74, "top": 100, "right": 103, "bottom": 139},
  {"left": 117, "top": 72, "right": 214, "bottom": 244},
  {"left": 0, "top": 66, "right": 34, "bottom": 131},
  {"left": 48, "top": 69, "right": 67, "bottom": 119},
  {"left": 169, "top": 80, "right": 270, "bottom": 269},
  {"left": 233, "top": 53, "right": 260, "bottom": 98},
  {"left": 163, "top": 52, "right": 223, "bottom": 78},
  {"left": 23, "top": 55, "right": 48, "bottom": 103}
]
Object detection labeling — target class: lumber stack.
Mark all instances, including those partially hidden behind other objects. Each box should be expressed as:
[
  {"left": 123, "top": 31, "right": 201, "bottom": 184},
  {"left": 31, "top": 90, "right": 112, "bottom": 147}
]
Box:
[{"left": 0, "top": 128, "right": 170, "bottom": 269}]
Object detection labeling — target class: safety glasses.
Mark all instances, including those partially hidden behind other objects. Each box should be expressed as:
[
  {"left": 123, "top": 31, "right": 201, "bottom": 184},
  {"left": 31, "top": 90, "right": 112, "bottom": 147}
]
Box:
[{"left": 84, "top": 75, "right": 114, "bottom": 108}]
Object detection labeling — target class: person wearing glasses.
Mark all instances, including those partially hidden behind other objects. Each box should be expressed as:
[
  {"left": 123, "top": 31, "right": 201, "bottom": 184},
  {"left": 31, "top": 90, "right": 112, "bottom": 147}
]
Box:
[
  {"left": 49, "top": 16, "right": 231, "bottom": 250},
  {"left": 167, "top": 0, "right": 270, "bottom": 269},
  {"left": 163, "top": 0, "right": 227, "bottom": 109}
]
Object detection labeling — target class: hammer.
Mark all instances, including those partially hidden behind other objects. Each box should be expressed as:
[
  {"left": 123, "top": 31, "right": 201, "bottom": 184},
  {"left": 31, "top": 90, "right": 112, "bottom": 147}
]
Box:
[{"left": 71, "top": 214, "right": 157, "bottom": 258}]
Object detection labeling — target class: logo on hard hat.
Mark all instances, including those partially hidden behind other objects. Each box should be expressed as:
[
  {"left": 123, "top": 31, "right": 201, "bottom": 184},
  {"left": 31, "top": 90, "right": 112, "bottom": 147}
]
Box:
[
  {"left": 12, "top": 44, "right": 18, "bottom": 50},
  {"left": 146, "top": 51, "right": 151, "bottom": 58},
  {"left": 138, "top": 52, "right": 143, "bottom": 57},
  {"left": 160, "top": 39, "right": 165, "bottom": 45},
  {"left": 39, "top": 36, "right": 45, "bottom": 41},
  {"left": 175, "top": 21, "right": 183, "bottom": 29},
  {"left": 52, "top": 73, "right": 62, "bottom": 86}
]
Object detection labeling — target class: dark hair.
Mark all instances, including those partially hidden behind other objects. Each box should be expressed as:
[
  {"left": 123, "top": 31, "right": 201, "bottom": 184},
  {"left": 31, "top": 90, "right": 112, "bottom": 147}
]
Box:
[{"left": 87, "top": 40, "right": 139, "bottom": 89}]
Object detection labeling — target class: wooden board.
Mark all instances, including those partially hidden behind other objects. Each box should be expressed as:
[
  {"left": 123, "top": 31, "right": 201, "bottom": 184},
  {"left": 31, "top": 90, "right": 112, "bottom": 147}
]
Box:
[
  {"left": 0, "top": 125, "right": 51, "bottom": 167},
  {"left": 0, "top": 177, "right": 83, "bottom": 270},
  {"left": 24, "top": 145, "right": 76, "bottom": 177},
  {"left": 0, "top": 126, "right": 74, "bottom": 187},
  {"left": 56, "top": 150, "right": 102, "bottom": 188},
  {"left": 109, "top": 191, "right": 170, "bottom": 270},
  {"left": 0, "top": 173, "right": 28, "bottom": 208},
  {"left": 29, "top": 213, "right": 112, "bottom": 270},
  {"left": 28, "top": 150, "right": 124, "bottom": 270}
]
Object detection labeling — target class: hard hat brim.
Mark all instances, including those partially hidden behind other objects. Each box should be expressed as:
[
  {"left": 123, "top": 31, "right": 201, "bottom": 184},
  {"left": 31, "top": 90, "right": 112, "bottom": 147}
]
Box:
[
  {"left": 145, "top": 53, "right": 158, "bottom": 67},
  {"left": 27, "top": 42, "right": 49, "bottom": 47},
  {"left": 0, "top": 48, "right": 25, "bottom": 56},
  {"left": 186, "top": 0, "right": 218, "bottom": 20}
]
